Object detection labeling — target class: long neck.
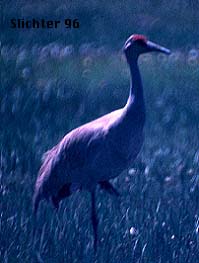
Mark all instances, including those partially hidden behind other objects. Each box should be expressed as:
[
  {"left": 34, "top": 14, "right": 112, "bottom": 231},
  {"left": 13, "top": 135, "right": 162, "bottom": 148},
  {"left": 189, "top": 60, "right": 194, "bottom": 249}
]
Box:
[{"left": 126, "top": 57, "right": 145, "bottom": 115}]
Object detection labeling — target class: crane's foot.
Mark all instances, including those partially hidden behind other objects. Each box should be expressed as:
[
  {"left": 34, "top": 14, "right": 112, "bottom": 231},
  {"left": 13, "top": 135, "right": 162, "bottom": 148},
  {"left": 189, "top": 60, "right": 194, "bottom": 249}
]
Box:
[
  {"left": 91, "top": 190, "right": 98, "bottom": 252},
  {"left": 99, "top": 180, "right": 120, "bottom": 197}
]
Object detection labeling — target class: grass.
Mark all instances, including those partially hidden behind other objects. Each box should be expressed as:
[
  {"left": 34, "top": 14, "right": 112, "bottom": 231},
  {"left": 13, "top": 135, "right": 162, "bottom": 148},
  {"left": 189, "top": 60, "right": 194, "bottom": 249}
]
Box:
[{"left": 1, "top": 47, "right": 199, "bottom": 262}]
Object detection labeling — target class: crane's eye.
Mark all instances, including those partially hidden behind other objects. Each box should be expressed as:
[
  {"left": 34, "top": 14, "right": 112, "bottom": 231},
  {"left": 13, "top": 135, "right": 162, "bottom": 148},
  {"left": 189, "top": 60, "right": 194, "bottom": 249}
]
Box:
[{"left": 135, "top": 39, "right": 146, "bottom": 46}]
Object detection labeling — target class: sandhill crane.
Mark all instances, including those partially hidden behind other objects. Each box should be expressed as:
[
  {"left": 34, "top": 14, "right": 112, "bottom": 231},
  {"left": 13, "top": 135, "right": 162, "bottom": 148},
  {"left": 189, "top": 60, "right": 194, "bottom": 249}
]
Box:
[{"left": 33, "top": 34, "right": 170, "bottom": 250}]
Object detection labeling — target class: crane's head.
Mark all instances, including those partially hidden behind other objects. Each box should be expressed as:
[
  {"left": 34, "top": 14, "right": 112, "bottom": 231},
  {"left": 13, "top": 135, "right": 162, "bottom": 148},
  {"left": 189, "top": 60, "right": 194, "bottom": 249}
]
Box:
[{"left": 124, "top": 34, "right": 171, "bottom": 60}]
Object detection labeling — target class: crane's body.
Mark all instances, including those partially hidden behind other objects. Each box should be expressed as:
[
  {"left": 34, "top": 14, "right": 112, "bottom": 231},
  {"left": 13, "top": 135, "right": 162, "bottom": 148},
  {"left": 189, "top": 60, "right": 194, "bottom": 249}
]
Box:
[
  {"left": 36, "top": 101, "right": 144, "bottom": 196},
  {"left": 33, "top": 34, "right": 170, "bottom": 250}
]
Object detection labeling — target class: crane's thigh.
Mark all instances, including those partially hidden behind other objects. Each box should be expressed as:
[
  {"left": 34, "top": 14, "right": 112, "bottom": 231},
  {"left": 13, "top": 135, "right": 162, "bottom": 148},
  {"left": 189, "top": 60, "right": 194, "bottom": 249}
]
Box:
[
  {"left": 52, "top": 183, "right": 72, "bottom": 208},
  {"left": 57, "top": 183, "right": 71, "bottom": 200}
]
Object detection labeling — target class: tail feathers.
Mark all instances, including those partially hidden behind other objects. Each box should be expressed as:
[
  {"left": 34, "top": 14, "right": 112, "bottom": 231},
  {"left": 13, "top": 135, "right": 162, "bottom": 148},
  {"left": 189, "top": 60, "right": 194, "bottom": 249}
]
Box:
[
  {"left": 32, "top": 189, "right": 42, "bottom": 216},
  {"left": 33, "top": 144, "right": 60, "bottom": 215}
]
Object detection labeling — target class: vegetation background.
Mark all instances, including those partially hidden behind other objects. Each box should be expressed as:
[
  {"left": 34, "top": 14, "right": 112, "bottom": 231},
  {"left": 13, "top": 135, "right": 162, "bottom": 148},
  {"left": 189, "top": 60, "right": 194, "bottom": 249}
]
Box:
[{"left": 1, "top": 1, "right": 199, "bottom": 262}]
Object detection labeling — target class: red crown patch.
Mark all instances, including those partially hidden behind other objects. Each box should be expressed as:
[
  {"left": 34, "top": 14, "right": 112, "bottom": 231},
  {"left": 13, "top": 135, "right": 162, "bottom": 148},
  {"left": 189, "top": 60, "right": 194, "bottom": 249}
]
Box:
[{"left": 131, "top": 34, "right": 147, "bottom": 42}]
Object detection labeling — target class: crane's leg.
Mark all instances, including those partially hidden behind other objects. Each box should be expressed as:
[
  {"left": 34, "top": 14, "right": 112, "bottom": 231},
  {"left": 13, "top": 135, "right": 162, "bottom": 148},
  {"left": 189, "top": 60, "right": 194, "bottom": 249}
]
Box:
[
  {"left": 99, "top": 180, "right": 121, "bottom": 216},
  {"left": 91, "top": 190, "right": 98, "bottom": 252},
  {"left": 99, "top": 180, "right": 120, "bottom": 197},
  {"left": 52, "top": 183, "right": 71, "bottom": 209}
]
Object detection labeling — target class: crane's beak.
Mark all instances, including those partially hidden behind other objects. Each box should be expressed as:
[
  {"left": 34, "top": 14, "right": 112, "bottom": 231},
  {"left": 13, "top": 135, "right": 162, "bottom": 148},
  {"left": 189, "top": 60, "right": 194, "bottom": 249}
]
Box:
[{"left": 146, "top": 40, "right": 171, "bottom": 55}]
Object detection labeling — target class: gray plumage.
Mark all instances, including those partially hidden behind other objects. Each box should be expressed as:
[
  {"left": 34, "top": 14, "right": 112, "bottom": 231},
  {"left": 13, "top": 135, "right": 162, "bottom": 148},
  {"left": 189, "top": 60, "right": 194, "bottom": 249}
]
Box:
[
  {"left": 34, "top": 105, "right": 143, "bottom": 205},
  {"left": 33, "top": 34, "right": 170, "bottom": 250}
]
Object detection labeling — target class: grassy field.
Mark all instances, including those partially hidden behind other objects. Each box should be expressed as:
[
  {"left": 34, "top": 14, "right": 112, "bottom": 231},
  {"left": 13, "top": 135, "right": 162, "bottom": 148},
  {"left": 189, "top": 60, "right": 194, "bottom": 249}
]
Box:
[{"left": 1, "top": 46, "right": 199, "bottom": 262}]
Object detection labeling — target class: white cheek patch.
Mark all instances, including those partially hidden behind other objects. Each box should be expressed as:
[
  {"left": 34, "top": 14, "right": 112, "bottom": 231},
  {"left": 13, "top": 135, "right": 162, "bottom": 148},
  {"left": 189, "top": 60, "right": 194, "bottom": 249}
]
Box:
[{"left": 125, "top": 42, "right": 131, "bottom": 49}]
